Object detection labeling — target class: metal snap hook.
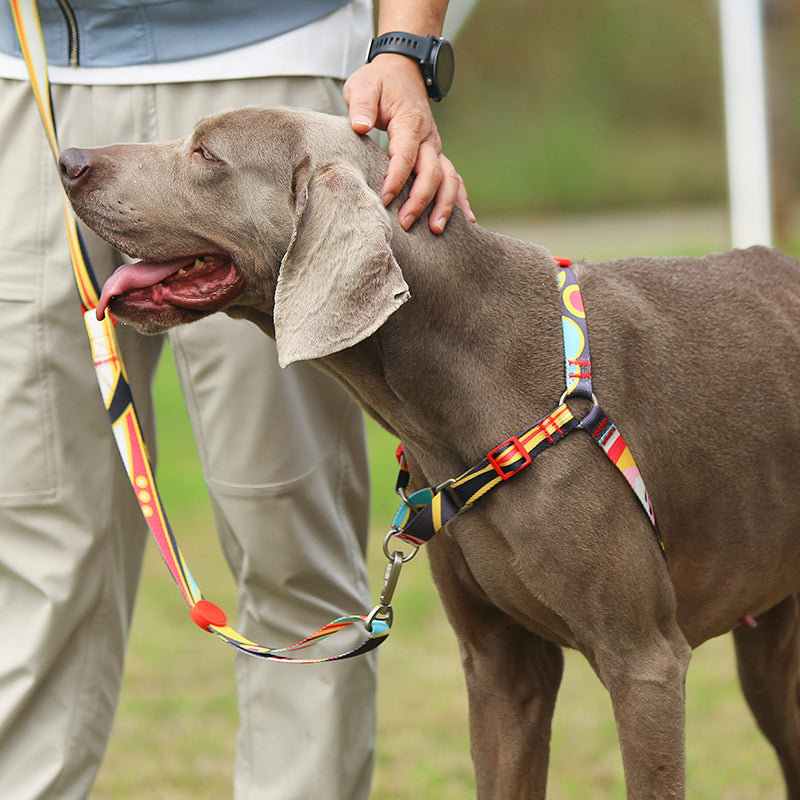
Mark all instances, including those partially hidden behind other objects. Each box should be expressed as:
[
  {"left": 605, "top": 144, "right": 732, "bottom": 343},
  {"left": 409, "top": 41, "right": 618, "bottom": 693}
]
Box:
[
  {"left": 365, "top": 549, "right": 405, "bottom": 632},
  {"left": 379, "top": 550, "right": 404, "bottom": 608}
]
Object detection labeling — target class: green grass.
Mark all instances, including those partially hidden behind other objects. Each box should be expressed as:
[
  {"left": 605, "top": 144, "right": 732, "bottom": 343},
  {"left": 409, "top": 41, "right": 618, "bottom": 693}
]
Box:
[
  {"left": 433, "top": 0, "right": 799, "bottom": 226},
  {"left": 437, "top": 102, "right": 728, "bottom": 218}
]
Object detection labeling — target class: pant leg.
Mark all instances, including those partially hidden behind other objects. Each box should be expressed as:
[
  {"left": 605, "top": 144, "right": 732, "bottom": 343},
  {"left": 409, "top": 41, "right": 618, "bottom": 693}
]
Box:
[
  {"left": 0, "top": 81, "right": 162, "bottom": 799},
  {"left": 155, "top": 79, "right": 376, "bottom": 800}
]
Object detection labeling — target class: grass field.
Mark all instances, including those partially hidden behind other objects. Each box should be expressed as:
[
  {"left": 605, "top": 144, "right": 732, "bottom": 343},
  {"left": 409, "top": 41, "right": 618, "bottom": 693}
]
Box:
[{"left": 89, "top": 218, "right": 799, "bottom": 798}]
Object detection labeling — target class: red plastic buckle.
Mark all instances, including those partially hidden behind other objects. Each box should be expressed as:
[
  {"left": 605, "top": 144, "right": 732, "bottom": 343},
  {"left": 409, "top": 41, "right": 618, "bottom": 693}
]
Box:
[{"left": 487, "top": 436, "right": 532, "bottom": 480}]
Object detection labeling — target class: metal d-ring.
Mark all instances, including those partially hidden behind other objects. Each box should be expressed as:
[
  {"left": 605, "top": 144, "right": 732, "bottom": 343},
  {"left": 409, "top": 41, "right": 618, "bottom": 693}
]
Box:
[
  {"left": 559, "top": 389, "right": 599, "bottom": 407},
  {"left": 559, "top": 390, "right": 599, "bottom": 427},
  {"left": 382, "top": 530, "right": 420, "bottom": 563}
]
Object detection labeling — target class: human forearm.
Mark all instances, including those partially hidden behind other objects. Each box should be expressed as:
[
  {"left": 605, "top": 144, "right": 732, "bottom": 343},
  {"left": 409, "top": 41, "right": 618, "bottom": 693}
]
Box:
[{"left": 375, "top": 0, "right": 449, "bottom": 36}]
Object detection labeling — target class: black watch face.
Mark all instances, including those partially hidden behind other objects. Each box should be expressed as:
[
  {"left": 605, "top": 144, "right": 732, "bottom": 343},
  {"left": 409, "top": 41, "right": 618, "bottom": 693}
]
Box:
[{"left": 433, "top": 40, "right": 454, "bottom": 99}]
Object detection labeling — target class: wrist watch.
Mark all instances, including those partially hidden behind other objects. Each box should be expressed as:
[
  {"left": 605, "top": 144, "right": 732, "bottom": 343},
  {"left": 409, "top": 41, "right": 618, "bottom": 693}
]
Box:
[{"left": 367, "top": 32, "right": 454, "bottom": 102}]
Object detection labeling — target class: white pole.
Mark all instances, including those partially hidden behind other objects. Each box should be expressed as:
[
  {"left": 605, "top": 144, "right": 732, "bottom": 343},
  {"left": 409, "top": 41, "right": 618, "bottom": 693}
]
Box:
[
  {"left": 443, "top": 0, "right": 479, "bottom": 39},
  {"left": 718, "top": 0, "right": 773, "bottom": 247}
]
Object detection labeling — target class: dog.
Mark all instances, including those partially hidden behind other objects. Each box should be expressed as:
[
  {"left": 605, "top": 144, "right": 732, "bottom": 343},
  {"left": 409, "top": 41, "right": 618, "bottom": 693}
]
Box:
[{"left": 59, "top": 106, "right": 800, "bottom": 799}]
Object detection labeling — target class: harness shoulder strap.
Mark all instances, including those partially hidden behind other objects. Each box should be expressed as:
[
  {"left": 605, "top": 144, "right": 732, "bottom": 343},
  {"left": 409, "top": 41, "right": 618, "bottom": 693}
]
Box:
[{"left": 558, "top": 264, "right": 663, "bottom": 551}]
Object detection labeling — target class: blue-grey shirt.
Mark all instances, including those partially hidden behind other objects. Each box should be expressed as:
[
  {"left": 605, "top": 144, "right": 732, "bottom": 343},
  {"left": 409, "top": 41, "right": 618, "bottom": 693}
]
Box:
[{"left": 0, "top": 0, "right": 352, "bottom": 67}]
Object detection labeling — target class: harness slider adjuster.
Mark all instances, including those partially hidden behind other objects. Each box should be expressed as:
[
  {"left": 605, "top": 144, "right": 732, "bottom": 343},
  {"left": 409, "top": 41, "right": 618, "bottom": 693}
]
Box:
[{"left": 487, "top": 436, "right": 532, "bottom": 480}]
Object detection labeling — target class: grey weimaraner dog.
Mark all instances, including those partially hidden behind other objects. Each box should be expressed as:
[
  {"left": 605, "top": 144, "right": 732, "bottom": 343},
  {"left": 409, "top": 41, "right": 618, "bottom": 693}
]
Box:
[{"left": 59, "top": 106, "right": 800, "bottom": 799}]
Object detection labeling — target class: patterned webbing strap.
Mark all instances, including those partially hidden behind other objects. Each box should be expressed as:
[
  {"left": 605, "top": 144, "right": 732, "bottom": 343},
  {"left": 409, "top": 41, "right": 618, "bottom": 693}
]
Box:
[
  {"left": 392, "top": 260, "right": 665, "bottom": 557},
  {"left": 11, "top": 0, "right": 390, "bottom": 662}
]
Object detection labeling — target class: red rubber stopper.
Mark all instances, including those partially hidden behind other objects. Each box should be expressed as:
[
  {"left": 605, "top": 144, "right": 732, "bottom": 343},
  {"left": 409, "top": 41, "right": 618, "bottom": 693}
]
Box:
[{"left": 190, "top": 599, "right": 228, "bottom": 632}]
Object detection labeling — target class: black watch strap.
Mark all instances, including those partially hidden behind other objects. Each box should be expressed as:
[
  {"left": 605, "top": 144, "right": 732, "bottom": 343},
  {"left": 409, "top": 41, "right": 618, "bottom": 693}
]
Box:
[{"left": 367, "top": 32, "right": 432, "bottom": 63}]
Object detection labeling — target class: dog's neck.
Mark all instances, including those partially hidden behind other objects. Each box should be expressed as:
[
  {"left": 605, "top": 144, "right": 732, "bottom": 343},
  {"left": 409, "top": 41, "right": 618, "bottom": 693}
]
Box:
[{"left": 320, "top": 211, "right": 568, "bottom": 487}]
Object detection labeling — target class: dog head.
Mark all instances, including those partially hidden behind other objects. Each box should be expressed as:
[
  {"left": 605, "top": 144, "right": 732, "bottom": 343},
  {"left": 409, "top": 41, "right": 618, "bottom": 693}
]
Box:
[{"left": 59, "top": 106, "right": 409, "bottom": 366}]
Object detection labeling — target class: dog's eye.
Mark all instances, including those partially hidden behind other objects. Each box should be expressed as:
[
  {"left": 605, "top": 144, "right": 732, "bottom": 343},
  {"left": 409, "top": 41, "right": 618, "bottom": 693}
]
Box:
[{"left": 193, "top": 144, "right": 221, "bottom": 164}]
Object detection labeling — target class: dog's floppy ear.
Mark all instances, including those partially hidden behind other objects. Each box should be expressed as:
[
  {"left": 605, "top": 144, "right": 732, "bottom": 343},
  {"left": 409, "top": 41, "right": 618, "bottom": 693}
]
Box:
[{"left": 273, "top": 158, "right": 410, "bottom": 367}]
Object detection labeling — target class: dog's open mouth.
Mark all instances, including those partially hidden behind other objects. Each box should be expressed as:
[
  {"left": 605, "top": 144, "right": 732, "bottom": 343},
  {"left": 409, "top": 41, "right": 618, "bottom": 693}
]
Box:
[{"left": 96, "top": 255, "right": 245, "bottom": 321}]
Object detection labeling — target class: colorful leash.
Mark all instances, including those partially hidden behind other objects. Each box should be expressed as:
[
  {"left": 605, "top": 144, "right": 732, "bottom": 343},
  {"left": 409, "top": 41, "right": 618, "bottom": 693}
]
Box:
[
  {"left": 11, "top": 0, "right": 391, "bottom": 662},
  {"left": 390, "top": 259, "right": 665, "bottom": 557}
]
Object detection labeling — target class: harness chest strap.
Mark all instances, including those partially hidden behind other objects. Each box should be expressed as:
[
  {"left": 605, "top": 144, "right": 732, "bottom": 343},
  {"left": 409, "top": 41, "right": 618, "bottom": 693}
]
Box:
[{"left": 392, "top": 260, "right": 665, "bottom": 558}]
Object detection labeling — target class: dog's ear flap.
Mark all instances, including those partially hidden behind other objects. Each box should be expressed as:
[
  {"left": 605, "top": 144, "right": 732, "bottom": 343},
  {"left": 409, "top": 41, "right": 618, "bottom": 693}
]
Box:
[{"left": 273, "top": 157, "right": 410, "bottom": 367}]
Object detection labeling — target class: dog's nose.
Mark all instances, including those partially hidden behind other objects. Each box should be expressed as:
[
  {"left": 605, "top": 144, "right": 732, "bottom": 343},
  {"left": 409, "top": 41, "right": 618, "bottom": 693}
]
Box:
[{"left": 58, "top": 148, "right": 92, "bottom": 189}]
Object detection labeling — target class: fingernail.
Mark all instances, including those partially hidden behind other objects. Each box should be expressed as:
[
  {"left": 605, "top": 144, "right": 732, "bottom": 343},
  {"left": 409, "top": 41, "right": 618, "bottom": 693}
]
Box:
[
  {"left": 400, "top": 214, "right": 414, "bottom": 230},
  {"left": 382, "top": 192, "right": 394, "bottom": 207},
  {"left": 351, "top": 114, "right": 372, "bottom": 130}
]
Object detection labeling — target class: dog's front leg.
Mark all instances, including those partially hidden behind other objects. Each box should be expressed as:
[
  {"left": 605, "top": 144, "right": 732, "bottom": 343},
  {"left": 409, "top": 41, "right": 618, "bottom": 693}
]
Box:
[
  {"left": 427, "top": 533, "right": 563, "bottom": 799},
  {"left": 593, "top": 623, "right": 691, "bottom": 799},
  {"left": 462, "top": 629, "right": 564, "bottom": 799}
]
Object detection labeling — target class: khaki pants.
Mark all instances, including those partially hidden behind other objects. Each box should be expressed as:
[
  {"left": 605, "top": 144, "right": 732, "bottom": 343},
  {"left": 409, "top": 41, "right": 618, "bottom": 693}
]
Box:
[{"left": 0, "top": 76, "right": 375, "bottom": 800}]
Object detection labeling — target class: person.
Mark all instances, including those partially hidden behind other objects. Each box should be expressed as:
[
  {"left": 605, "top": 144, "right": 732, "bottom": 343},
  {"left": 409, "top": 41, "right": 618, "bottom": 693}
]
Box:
[{"left": 0, "top": 1, "right": 472, "bottom": 798}]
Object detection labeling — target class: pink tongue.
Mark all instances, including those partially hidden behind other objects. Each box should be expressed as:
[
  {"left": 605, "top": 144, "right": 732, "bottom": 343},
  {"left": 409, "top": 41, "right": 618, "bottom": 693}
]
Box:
[{"left": 96, "top": 258, "right": 192, "bottom": 320}]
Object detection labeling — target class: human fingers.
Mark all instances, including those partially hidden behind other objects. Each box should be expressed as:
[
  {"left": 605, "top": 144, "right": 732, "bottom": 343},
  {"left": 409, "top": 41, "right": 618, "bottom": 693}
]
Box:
[
  {"left": 391, "top": 132, "right": 443, "bottom": 230},
  {"left": 343, "top": 67, "right": 379, "bottom": 135},
  {"left": 426, "top": 153, "right": 475, "bottom": 234}
]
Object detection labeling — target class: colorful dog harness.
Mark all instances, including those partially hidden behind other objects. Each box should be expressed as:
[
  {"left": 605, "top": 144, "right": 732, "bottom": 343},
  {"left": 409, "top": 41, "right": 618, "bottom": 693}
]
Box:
[{"left": 390, "top": 258, "right": 665, "bottom": 557}]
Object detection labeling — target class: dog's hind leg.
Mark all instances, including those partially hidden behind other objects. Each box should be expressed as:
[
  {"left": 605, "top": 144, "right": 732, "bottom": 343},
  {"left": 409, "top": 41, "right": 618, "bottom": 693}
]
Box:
[{"left": 733, "top": 594, "right": 800, "bottom": 799}]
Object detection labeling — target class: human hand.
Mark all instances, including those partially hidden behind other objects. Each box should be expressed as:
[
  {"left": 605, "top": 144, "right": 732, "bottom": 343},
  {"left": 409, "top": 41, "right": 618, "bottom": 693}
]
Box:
[{"left": 344, "top": 54, "right": 475, "bottom": 234}]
